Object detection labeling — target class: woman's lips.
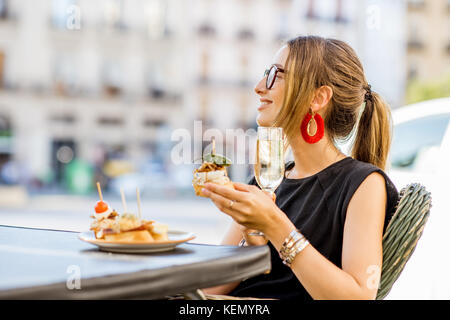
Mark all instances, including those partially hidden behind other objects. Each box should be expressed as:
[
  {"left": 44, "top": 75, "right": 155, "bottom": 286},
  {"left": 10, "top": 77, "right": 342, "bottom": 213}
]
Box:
[{"left": 258, "top": 99, "right": 272, "bottom": 111}]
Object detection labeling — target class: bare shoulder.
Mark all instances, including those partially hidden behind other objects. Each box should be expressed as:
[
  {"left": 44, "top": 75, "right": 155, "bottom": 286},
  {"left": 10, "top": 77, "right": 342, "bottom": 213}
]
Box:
[
  {"left": 347, "top": 171, "right": 387, "bottom": 221},
  {"left": 358, "top": 171, "right": 386, "bottom": 194}
]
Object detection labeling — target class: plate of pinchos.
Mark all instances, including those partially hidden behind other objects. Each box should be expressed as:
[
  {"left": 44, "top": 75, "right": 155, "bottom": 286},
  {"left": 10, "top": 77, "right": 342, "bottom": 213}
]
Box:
[{"left": 79, "top": 183, "right": 195, "bottom": 253}]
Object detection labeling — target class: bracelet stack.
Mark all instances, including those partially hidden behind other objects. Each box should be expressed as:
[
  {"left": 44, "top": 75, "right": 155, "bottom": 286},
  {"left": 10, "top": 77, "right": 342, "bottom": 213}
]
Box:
[{"left": 279, "top": 229, "right": 309, "bottom": 267}]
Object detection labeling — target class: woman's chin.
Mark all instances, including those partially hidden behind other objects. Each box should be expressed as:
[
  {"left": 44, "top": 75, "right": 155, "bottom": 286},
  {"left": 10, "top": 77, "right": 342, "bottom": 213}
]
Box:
[{"left": 256, "top": 115, "right": 274, "bottom": 127}]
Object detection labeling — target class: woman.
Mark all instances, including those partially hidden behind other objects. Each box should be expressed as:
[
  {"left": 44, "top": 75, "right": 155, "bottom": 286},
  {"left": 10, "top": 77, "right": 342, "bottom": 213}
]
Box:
[{"left": 200, "top": 36, "right": 398, "bottom": 300}]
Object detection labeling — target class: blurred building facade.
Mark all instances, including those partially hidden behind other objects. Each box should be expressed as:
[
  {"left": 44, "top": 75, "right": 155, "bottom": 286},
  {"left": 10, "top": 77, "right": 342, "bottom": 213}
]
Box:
[
  {"left": 0, "top": 0, "right": 186, "bottom": 193},
  {"left": 406, "top": 0, "right": 450, "bottom": 82},
  {"left": 0, "top": 0, "right": 408, "bottom": 194}
]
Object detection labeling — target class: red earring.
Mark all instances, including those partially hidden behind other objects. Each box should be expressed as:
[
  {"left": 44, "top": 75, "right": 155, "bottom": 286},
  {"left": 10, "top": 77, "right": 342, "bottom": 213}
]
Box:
[{"left": 301, "top": 110, "right": 324, "bottom": 144}]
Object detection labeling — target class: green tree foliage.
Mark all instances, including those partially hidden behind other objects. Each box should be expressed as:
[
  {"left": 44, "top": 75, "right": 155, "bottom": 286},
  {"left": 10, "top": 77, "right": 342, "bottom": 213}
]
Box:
[{"left": 406, "top": 73, "right": 450, "bottom": 104}]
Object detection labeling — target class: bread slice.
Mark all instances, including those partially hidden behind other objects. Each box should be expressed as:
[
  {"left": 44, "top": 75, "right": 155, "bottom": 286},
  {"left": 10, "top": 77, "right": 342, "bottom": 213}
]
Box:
[
  {"left": 150, "top": 223, "right": 169, "bottom": 241},
  {"left": 103, "top": 230, "right": 154, "bottom": 242},
  {"left": 193, "top": 180, "right": 234, "bottom": 197}
]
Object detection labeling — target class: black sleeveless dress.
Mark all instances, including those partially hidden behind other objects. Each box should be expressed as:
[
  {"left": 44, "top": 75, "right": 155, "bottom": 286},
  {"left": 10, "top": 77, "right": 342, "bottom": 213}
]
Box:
[{"left": 229, "top": 156, "right": 399, "bottom": 300}]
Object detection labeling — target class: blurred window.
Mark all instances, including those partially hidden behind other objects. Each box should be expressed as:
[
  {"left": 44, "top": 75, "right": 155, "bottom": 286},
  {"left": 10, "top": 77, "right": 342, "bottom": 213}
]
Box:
[
  {"left": 236, "top": 28, "right": 255, "bottom": 41},
  {"left": 50, "top": 114, "right": 76, "bottom": 125},
  {"left": 0, "top": 115, "right": 12, "bottom": 156},
  {"left": 306, "top": 0, "right": 315, "bottom": 19},
  {"left": 0, "top": 115, "right": 11, "bottom": 137},
  {"left": 335, "top": 0, "right": 344, "bottom": 23},
  {"left": 391, "top": 114, "right": 450, "bottom": 169},
  {"left": 146, "top": 62, "right": 167, "bottom": 99},
  {"left": 198, "top": 22, "right": 216, "bottom": 37},
  {"left": 53, "top": 54, "right": 78, "bottom": 96},
  {"left": 0, "top": 0, "right": 8, "bottom": 20},
  {"left": 103, "top": 0, "right": 126, "bottom": 31},
  {"left": 97, "top": 117, "right": 124, "bottom": 126},
  {"left": 0, "top": 51, "right": 4, "bottom": 88},
  {"left": 102, "top": 60, "right": 123, "bottom": 96},
  {"left": 143, "top": 118, "right": 164, "bottom": 128},
  {"left": 407, "top": 0, "right": 425, "bottom": 9},
  {"left": 407, "top": 19, "right": 424, "bottom": 51},
  {"left": 145, "top": 0, "right": 168, "bottom": 39},
  {"left": 407, "top": 62, "right": 418, "bottom": 80}
]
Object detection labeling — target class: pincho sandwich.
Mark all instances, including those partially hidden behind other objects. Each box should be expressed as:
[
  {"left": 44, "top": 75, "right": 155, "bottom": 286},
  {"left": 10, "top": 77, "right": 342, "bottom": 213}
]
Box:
[{"left": 192, "top": 144, "right": 234, "bottom": 197}]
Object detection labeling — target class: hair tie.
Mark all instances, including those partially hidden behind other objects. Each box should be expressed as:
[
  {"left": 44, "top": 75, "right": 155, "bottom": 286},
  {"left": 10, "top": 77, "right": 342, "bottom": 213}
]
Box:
[{"left": 364, "top": 84, "right": 373, "bottom": 103}]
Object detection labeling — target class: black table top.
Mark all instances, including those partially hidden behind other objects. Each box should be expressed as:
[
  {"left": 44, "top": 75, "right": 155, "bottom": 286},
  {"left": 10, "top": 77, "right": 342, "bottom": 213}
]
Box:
[{"left": 0, "top": 225, "right": 271, "bottom": 299}]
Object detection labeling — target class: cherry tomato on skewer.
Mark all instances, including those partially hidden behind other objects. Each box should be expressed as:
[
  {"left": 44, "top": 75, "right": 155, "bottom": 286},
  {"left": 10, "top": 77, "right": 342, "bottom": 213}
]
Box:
[{"left": 95, "top": 200, "right": 109, "bottom": 214}]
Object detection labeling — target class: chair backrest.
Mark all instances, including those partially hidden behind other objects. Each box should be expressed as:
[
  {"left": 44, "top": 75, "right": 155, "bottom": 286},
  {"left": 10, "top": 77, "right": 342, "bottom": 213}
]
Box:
[{"left": 376, "top": 183, "right": 432, "bottom": 300}]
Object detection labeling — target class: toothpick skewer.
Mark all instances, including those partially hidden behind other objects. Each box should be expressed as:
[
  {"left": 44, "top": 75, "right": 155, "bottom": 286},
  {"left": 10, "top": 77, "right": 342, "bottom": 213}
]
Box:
[
  {"left": 136, "top": 187, "right": 142, "bottom": 220},
  {"left": 96, "top": 182, "right": 103, "bottom": 201},
  {"left": 120, "top": 188, "right": 128, "bottom": 213},
  {"left": 212, "top": 137, "right": 216, "bottom": 156}
]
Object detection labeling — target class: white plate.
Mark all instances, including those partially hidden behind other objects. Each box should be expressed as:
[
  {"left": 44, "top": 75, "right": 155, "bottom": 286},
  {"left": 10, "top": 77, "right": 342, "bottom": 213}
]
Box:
[{"left": 78, "top": 230, "right": 196, "bottom": 253}]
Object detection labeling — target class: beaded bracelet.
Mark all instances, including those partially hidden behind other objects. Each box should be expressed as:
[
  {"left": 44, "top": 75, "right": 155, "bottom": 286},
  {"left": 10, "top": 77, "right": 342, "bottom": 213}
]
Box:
[{"left": 279, "top": 229, "right": 310, "bottom": 267}]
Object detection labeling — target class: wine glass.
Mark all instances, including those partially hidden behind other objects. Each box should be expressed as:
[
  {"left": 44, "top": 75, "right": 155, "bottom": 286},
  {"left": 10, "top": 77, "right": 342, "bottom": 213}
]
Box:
[{"left": 248, "top": 127, "right": 285, "bottom": 237}]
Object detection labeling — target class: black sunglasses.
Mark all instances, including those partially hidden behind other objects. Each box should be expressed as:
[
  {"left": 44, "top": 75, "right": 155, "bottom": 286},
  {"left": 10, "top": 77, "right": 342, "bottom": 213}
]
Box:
[{"left": 264, "top": 65, "right": 285, "bottom": 90}]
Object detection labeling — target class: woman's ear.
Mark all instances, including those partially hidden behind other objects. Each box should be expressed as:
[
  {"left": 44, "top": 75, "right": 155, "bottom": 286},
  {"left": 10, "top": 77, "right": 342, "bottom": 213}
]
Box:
[{"left": 310, "top": 85, "right": 333, "bottom": 113}]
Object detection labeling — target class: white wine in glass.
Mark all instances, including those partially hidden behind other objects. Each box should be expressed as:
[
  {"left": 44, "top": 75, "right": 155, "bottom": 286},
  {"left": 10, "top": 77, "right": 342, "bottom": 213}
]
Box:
[{"left": 249, "top": 127, "right": 285, "bottom": 237}]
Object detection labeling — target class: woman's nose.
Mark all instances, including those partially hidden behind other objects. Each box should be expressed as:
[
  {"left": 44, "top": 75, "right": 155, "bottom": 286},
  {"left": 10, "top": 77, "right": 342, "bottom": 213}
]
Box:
[{"left": 254, "top": 77, "right": 267, "bottom": 95}]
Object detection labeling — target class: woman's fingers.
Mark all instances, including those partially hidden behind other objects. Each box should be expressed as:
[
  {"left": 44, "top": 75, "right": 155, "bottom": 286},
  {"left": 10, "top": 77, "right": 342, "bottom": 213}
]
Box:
[
  {"left": 203, "top": 182, "right": 244, "bottom": 201},
  {"left": 202, "top": 182, "right": 274, "bottom": 230},
  {"left": 203, "top": 186, "right": 234, "bottom": 211},
  {"left": 234, "top": 182, "right": 265, "bottom": 196},
  {"left": 202, "top": 187, "right": 251, "bottom": 224},
  {"left": 233, "top": 182, "right": 274, "bottom": 201},
  {"left": 232, "top": 182, "right": 253, "bottom": 192}
]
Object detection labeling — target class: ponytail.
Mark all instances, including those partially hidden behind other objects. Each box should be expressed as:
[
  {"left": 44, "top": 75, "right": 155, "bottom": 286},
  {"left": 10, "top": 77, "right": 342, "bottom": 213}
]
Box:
[{"left": 352, "top": 89, "right": 392, "bottom": 170}]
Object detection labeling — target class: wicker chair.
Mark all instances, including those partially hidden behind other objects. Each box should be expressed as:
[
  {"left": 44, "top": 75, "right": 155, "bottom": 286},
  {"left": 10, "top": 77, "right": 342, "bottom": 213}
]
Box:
[
  {"left": 189, "top": 183, "right": 432, "bottom": 300},
  {"left": 376, "top": 183, "right": 432, "bottom": 299}
]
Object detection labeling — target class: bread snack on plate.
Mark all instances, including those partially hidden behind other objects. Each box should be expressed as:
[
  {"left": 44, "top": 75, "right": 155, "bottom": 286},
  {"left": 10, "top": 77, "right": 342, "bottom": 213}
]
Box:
[
  {"left": 192, "top": 150, "right": 234, "bottom": 197},
  {"left": 104, "top": 230, "right": 153, "bottom": 242},
  {"left": 90, "top": 183, "right": 170, "bottom": 242},
  {"left": 90, "top": 184, "right": 169, "bottom": 243},
  {"left": 90, "top": 212, "right": 169, "bottom": 242}
]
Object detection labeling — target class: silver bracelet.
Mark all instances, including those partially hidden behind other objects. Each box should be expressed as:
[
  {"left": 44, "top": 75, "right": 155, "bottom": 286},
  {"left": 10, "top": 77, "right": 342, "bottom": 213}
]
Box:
[
  {"left": 279, "top": 229, "right": 309, "bottom": 267},
  {"left": 280, "top": 230, "right": 304, "bottom": 257},
  {"left": 283, "top": 237, "right": 310, "bottom": 267}
]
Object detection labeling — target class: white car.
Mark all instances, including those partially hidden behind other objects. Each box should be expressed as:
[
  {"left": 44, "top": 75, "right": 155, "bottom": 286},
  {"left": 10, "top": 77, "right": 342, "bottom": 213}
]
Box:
[
  {"left": 385, "top": 97, "right": 450, "bottom": 299},
  {"left": 388, "top": 97, "right": 450, "bottom": 189}
]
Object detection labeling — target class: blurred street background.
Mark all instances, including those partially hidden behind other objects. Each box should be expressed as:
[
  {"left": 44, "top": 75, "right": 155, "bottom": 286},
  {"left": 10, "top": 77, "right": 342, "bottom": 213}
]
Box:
[{"left": 0, "top": 0, "right": 449, "bottom": 299}]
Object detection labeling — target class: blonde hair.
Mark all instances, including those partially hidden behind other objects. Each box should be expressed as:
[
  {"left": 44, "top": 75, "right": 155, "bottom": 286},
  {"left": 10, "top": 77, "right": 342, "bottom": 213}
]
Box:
[{"left": 274, "top": 36, "right": 392, "bottom": 170}]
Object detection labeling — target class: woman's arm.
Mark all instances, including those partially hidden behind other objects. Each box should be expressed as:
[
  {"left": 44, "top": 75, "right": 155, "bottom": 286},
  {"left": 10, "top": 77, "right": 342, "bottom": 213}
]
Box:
[
  {"left": 266, "top": 172, "right": 386, "bottom": 299},
  {"left": 202, "top": 172, "right": 387, "bottom": 299}
]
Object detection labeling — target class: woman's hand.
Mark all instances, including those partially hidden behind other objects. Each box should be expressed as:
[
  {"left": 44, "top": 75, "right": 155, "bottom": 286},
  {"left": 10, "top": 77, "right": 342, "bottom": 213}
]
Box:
[{"left": 201, "top": 182, "right": 284, "bottom": 238}]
